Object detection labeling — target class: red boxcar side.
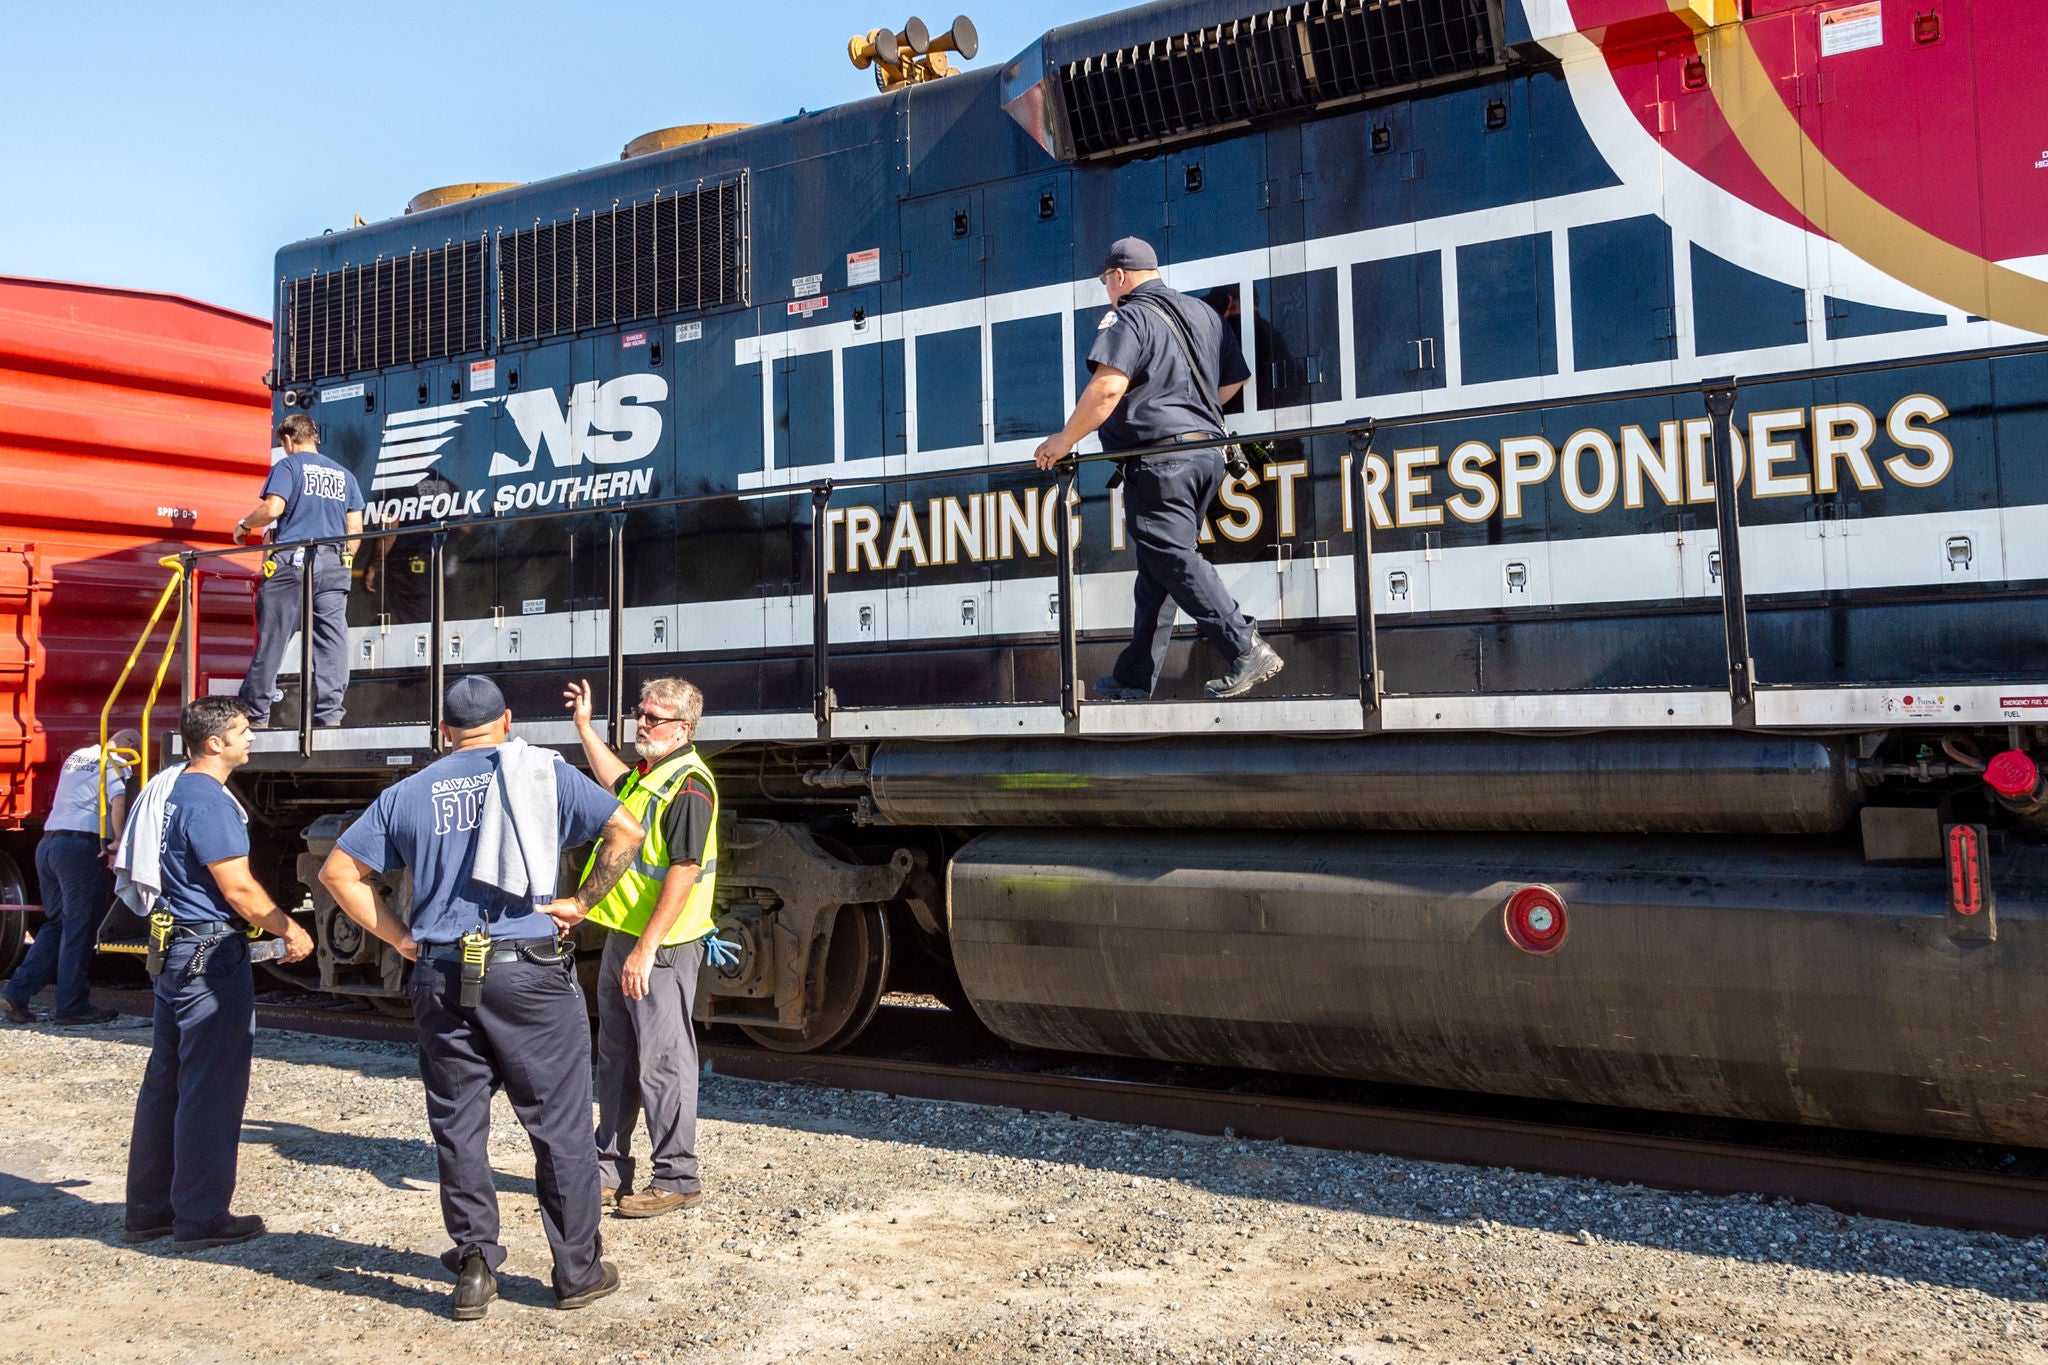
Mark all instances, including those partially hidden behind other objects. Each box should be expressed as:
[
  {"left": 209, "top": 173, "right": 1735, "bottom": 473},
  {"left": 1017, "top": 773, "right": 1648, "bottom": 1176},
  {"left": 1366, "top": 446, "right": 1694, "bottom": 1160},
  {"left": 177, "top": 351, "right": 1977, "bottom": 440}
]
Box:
[{"left": 0, "top": 276, "right": 274, "bottom": 837}]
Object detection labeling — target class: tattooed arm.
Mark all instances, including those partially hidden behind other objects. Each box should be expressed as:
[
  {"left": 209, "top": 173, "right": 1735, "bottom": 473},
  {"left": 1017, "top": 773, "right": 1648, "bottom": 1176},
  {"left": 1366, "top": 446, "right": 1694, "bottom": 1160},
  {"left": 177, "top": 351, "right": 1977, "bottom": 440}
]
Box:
[{"left": 544, "top": 806, "right": 645, "bottom": 933}]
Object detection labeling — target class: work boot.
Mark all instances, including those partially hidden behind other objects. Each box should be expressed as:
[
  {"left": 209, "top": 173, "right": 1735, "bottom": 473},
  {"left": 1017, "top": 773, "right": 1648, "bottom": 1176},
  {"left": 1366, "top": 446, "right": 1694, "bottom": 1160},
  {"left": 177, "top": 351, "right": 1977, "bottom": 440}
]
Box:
[
  {"left": 1092, "top": 676, "right": 1149, "bottom": 701},
  {"left": 452, "top": 1247, "right": 497, "bottom": 1321},
  {"left": 53, "top": 1006, "right": 119, "bottom": 1027},
  {"left": 601, "top": 1185, "right": 620, "bottom": 1207},
  {"left": 616, "top": 1187, "right": 702, "bottom": 1219},
  {"left": 1203, "top": 638, "right": 1284, "bottom": 699},
  {"left": 171, "top": 1214, "right": 265, "bottom": 1252},
  {"left": 1, "top": 1000, "right": 32, "bottom": 1025},
  {"left": 556, "top": 1260, "right": 620, "bottom": 1310},
  {"left": 122, "top": 1222, "right": 173, "bottom": 1244}
]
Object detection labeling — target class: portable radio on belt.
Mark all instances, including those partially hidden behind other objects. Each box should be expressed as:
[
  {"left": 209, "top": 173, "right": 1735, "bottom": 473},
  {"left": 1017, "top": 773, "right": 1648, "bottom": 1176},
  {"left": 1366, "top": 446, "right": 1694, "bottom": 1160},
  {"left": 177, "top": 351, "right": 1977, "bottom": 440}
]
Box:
[
  {"left": 459, "top": 925, "right": 491, "bottom": 1008},
  {"left": 146, "top": 911, "right": 173, "bottom": 977}
]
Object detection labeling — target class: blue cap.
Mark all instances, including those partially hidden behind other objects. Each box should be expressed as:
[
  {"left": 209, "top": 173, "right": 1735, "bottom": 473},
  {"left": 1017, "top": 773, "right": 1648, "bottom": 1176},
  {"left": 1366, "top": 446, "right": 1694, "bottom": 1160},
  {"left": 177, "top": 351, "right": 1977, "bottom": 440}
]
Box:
[
  {"left": 1103, "top": 236, "right": 1159, "bottom": 272},
  {"left": 444, "top": 675, "right": 508, "bottom": 728}
]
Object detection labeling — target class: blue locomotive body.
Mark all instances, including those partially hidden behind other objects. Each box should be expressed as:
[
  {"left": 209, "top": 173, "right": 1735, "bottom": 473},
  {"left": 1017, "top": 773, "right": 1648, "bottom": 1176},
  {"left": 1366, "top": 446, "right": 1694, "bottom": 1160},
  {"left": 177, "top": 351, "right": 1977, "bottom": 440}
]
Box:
[{"left": 242, "top": 0, "right": 2048, "bottom": 1144}]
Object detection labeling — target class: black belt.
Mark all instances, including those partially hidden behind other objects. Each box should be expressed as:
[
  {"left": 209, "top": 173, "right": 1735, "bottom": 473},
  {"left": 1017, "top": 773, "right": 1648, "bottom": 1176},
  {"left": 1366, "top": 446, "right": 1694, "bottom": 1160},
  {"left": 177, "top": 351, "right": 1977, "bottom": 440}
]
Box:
[
  {"left": 1164, "top": 430, "right": 1221, "bottom": 444},
  {"left": 44, "top": 830, "right": 98, "bottom": 841},
  {"left": 423, "top": 936, "right": 571, "bottom": 968},
  {"left": 166, "top": 922, "right": 240, "bottom": 942}
]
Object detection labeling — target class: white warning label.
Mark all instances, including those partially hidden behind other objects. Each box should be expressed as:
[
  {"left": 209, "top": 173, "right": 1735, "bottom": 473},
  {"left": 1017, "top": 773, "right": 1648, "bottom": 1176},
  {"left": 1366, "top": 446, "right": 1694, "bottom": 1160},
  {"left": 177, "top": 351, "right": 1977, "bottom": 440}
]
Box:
[
  {"left": 1820, "top": 1, "right": 1883, "bottom": 56},
  {"left": 469, "top": 359, "right": 496, "bottom": 392},
  {"left": 793, "top": 273, "right": 824, "bottom": 298},
  {"left": 320, "top": 382, "right": 365, "bottom": 404},
  {"left": 847, "top": 248, "right": 881, "bottom": 287},
  {"left": 674, "top": 321, "right": 702, "bottom": 343}
]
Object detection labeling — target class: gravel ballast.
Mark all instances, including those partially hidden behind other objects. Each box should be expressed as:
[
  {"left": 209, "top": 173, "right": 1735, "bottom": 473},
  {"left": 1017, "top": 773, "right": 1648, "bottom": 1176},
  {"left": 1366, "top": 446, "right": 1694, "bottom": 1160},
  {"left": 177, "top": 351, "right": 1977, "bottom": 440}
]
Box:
[{"left": 0, "top": 1018, "right": 2044, "bottom": 1364}]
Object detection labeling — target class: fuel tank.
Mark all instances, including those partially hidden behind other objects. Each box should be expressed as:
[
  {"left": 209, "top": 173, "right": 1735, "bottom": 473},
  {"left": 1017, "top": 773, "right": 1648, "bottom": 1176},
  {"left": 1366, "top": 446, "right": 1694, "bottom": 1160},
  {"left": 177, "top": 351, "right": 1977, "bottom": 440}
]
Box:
[
  {"left": 870, "top": 732, "right": 1860, "bottom": 834},
  {"left": 946, "top": 829, "right": 2048, "bottom": 1145}
]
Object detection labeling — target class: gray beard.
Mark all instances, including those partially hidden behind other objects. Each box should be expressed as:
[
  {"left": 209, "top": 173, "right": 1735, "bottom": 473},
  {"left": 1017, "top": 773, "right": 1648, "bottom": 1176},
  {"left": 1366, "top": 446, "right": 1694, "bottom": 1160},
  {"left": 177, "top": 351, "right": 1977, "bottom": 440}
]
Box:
[{"left": 634, "top": 737, "right": 676, "bottom": 763}]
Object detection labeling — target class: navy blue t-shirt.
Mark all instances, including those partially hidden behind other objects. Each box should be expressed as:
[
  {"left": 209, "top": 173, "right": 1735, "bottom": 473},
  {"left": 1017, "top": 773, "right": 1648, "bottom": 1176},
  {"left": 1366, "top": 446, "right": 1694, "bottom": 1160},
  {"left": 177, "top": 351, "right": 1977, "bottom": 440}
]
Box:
[
  {"left": 335, "top": 746, "right": 620, "bottom": 944},
  {"left": 263, "top": 450, "right": 365, "bottom": 548},
  {"left": 1086, "top": 280, "right": 1250, "bottom": 452},
  {"left": 158, "top": 771, "right": 249, "bottom": 924}
]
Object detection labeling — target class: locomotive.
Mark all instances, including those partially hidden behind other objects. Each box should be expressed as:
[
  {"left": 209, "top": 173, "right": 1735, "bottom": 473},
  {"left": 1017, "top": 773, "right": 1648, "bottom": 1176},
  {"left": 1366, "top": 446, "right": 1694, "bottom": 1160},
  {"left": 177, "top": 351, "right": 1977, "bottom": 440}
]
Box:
[{"left": 208, "top": 0, "right": 2048, "bottom": 1144}]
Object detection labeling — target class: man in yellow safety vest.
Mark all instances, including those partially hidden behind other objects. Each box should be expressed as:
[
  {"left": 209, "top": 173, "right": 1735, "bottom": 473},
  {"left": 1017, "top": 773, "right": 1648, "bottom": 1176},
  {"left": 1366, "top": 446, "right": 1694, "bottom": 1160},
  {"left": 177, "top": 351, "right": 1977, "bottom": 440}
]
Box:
[{"left": 563, "top": 676, "right": 721, "bottom": 1219}]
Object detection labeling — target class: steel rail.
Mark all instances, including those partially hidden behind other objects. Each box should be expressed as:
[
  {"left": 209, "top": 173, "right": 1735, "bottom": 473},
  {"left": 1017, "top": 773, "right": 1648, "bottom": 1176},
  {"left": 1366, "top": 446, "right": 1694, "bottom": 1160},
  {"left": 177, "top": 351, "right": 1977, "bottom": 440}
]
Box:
[{"left": 91, "top": 989, "right": 2048, "bottom": 1238}]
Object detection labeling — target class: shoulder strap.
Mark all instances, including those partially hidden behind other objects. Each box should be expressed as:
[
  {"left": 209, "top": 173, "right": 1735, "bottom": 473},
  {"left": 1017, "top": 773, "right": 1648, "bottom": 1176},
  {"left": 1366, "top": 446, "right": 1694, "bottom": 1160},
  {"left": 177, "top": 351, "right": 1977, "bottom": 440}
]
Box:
[{"left": 1121, "top": 293, "right": 1228, "bottom": 433}]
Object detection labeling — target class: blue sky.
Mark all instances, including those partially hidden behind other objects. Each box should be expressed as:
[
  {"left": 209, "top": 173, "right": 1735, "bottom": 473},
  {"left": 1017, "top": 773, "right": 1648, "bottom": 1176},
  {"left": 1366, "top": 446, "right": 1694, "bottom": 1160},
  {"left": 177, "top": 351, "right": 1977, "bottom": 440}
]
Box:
[{"left": 0, "top": 1, "right": 1104, "bottom": 318}]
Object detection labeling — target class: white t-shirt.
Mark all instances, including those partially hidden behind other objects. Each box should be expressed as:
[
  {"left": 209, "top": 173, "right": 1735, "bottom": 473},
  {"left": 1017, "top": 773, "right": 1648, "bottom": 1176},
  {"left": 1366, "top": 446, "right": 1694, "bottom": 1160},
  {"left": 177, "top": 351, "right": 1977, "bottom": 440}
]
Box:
[{"left": 45, "top": 744, "right": 132, "bottom": 836}]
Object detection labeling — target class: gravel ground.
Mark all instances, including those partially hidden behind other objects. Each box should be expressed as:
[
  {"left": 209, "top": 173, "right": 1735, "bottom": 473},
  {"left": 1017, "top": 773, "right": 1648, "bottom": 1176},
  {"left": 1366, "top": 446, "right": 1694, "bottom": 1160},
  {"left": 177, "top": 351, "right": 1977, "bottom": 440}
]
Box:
[{"left": 1, "top": 1012, "right": 2045, "bottom": 1365}]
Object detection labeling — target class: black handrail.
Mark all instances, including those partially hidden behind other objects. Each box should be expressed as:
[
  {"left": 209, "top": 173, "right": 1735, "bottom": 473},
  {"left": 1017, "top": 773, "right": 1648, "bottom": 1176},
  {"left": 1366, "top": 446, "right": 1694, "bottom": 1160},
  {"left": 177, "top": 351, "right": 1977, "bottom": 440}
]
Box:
[{"left": 174, "top": 337, "right": 2038, "bottom": 733}]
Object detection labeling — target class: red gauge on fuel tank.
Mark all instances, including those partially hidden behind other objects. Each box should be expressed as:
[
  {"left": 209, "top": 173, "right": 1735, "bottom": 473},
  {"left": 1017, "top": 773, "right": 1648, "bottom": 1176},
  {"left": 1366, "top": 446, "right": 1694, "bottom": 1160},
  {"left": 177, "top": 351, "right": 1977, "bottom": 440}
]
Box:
[{"left": 1504, "top": 885, "right": 1569, "bottom": 955}]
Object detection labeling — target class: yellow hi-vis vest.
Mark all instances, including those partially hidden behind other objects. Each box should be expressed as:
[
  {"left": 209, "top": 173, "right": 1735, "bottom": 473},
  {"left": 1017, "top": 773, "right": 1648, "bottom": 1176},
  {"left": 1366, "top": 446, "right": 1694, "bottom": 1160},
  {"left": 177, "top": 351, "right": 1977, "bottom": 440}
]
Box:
[{"left": 583, "top": 745, "right": 719, "bottom": 945}]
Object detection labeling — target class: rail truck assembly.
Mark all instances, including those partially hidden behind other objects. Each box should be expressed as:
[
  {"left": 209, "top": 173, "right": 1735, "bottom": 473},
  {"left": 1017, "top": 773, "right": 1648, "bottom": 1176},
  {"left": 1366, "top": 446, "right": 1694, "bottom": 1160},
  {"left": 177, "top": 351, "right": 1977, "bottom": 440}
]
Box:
[
  {"left": 0, "top": 277, "right": 272, "bottom": 976},
  {"left": 143, "top": 0, "right": 2048, "bottom": 1145}
]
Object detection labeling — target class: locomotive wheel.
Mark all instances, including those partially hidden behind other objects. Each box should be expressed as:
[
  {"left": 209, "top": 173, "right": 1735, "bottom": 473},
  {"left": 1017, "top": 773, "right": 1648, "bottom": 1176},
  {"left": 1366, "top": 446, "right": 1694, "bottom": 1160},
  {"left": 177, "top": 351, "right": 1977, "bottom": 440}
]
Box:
[
  {"left": 736, "top": 902, "right": 891, "bottom": 1054},
  {"left": 0, "top": 849, "right": 28, "bottom": 982}
]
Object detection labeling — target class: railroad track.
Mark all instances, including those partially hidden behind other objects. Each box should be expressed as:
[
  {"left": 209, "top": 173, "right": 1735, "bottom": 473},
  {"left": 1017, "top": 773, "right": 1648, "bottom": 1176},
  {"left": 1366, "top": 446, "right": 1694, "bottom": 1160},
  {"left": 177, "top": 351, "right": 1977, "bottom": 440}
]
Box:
[{"left": 92, "top": 987, "right": 2048, "bottom": 1239}]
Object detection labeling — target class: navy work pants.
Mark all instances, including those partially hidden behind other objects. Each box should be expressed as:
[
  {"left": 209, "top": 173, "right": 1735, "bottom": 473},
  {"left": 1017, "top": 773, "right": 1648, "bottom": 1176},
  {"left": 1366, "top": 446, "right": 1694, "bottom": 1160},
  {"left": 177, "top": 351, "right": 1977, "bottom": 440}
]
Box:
[
  {"left": 124, "top": 933, "right": 255, "bottom": 1240},
  {"left": 1109, "top": 447, "right": 1258, "bottom": 693},
  {"left": 238, "top": 548, "right": 351, "bottom": 726},
  {"left": 6, "top": 832, "right": 112, "bottom": 1019},
  {"left": 594, "top": 932, "right": 703, "bottom": 1196},
  {"left": 410, "top": 951, "right": 603, "bottom": 1297}
]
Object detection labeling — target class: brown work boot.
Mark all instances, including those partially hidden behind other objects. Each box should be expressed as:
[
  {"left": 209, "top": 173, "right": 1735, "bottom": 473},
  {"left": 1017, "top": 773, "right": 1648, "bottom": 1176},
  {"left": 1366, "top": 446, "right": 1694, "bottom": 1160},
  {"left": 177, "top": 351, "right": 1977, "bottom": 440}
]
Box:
[
  {"left": 615, "top": 1187, "right": 702, "bottom": 1219},
  {"left": 601, "top": 1186, "right": 619, "bottom": 1207}
]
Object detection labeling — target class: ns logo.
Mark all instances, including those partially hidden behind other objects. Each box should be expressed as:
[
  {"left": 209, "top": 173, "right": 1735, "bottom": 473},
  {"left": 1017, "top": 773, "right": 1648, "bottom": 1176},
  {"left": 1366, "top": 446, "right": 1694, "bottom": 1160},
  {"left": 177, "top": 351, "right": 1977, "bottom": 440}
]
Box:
[{"left": 487, "top": 374, "right": 669, "bottom": 478}]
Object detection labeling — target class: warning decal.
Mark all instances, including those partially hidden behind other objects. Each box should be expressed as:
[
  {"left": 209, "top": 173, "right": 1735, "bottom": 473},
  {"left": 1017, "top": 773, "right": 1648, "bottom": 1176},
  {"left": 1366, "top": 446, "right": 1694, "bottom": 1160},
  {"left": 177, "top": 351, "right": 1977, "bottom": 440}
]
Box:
[
  {"left": 1820, "top": 2, "right": 1882, "bottom": 57},
  {"left": 788, "top": 297, "right": 829, "bottom": 317},
  {"left": 469, "top": 359, "right": 496, "bottom": 392},
  {"left": 847, "top": 248, "right": 881, "bottom": 287},
  {"left": 793, "top": 273, "right": 824, "bottom": 298}
]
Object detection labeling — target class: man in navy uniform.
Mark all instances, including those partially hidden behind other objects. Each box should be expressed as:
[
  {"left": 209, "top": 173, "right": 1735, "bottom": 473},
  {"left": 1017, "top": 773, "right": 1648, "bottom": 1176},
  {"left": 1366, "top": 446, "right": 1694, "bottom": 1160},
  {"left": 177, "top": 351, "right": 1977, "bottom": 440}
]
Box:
[
  {"left": 318, "top": 675, "right": 645, "bottom": 1320},
  {"left": 1034, "top": 236, "right": 1284, "bottom": 700},
  {"left": 123, "top": 698, "right": 314, "bottom": 1250},
  {"left": 2, "top": 728, "right": 139, "bottom": 1026},
  {"left": 234, "top": 413, "right": 364, "bottom": 728}
]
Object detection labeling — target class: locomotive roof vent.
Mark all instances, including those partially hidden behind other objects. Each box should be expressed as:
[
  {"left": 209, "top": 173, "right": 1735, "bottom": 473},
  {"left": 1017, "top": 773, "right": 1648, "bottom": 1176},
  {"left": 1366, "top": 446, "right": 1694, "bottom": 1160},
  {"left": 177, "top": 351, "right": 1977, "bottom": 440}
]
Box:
[
  {"left": 621, "top": 124, "right": 753, "bottom": 161},
  {"left": 1028, "top": 0, "right": 1507, "bottom": 164},
  {"left": 405, "top": 182, "right": 523, "bottom": 216}
]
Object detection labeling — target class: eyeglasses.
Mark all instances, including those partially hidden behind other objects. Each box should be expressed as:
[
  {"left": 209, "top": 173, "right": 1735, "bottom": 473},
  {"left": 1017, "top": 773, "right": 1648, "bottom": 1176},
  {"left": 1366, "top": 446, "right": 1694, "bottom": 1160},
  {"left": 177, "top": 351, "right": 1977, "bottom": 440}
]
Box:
[
  {"left": 1099, "top": 268, "right": 1122, "bottom": 287},
  {"left": 634, "top": 709, "right": 685, "bottom": 729}
]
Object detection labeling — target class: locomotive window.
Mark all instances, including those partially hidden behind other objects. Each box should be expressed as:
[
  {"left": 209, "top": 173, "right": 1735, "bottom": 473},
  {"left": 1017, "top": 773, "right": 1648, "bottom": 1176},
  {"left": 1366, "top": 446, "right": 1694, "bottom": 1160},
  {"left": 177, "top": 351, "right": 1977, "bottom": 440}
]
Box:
[
  {"left": 498, "top": 174, "right": 749, "bottom": 346},
  {"left": 279, "top": 237, "right": 488, "bottom": 386}
]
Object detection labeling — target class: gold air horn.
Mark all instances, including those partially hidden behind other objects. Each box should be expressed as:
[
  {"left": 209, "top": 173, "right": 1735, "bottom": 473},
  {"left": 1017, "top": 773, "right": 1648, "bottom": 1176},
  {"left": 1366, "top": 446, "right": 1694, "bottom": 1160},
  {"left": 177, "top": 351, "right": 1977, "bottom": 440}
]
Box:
[{"left": 848, "top": 15, "right": 978, "bottom": 89}]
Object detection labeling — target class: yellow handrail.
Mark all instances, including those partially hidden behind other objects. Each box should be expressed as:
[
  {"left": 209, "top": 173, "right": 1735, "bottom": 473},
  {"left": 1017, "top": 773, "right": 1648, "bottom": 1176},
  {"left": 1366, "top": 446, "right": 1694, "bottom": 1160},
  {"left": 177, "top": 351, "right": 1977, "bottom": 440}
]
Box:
[{"left": 97, "top": 555, "right": 186, "bottom": 841}]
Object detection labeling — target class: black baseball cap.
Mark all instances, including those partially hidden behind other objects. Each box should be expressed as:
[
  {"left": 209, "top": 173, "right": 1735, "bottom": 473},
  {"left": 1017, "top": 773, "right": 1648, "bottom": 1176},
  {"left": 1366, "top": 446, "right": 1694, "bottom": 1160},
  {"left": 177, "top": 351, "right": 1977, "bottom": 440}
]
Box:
[
  {"left": 444, "top": 675, "right": 508, "bottom": 728},
  {"left": 1103, "top": 236, "right": 1159, "bottom": 272}
]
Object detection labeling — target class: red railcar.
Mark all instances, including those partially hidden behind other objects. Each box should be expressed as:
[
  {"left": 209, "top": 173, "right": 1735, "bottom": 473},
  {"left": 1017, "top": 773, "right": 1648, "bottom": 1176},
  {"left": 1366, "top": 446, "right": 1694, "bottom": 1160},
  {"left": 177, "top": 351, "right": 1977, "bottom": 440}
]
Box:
[{"left": 0, "top": 276, "right": 273, "bottom": 968}]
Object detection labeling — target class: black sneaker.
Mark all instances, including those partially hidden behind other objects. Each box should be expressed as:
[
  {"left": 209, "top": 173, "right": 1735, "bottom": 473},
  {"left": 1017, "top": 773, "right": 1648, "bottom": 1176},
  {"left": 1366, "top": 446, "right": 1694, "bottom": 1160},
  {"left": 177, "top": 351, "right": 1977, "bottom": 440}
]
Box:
[
  {"left": 171, "top": 1214, "right": 265, "bottom": 1251},
  {"left": 2, "top": 1000, "right": 33, "bottom": 1025},
  {"left": 555, "top": 1260, "right": 620, "bottom": 1310},
  {"left": 1203, "top": 639, "right": 1285, "bottom": 699},
  {"left": 452, "top": 1248, "right": 497, "bottom": 1321},
  {"left": 1092, "top": 675, "right": 1149, "bottom": 701},
  {"left": 52, "top": 1006, "right": 119, "bottom": 1027}
]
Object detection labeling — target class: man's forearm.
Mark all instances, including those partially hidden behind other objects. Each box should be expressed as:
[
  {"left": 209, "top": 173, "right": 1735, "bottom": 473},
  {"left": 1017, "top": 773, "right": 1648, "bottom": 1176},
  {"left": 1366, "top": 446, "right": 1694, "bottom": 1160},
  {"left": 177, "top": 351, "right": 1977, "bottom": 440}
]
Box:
[
  {"left": 1057, "top": 377, "right": 1126, "bottom": 449},
  {"left": 224, "top": 887, "right": 292, "bottom": 938},
  {"left": 238, "top": 504, "right": 278, "bottom": 533},
  {"left": 575, "top": 720, "right": 630, "bottom": 791},
  {"left": 575, "top": 826, "right": 643, "bottom": 910}
]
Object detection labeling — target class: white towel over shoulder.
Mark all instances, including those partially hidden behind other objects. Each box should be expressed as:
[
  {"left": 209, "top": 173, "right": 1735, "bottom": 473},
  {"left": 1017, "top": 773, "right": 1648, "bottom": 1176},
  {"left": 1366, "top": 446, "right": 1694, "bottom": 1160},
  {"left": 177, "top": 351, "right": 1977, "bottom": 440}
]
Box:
[
  {"left": 471, "top": 738, "right": 563, "bottom": 906},
  {"left": 113, "top": 763, "right": 186, "bottom": 915}
]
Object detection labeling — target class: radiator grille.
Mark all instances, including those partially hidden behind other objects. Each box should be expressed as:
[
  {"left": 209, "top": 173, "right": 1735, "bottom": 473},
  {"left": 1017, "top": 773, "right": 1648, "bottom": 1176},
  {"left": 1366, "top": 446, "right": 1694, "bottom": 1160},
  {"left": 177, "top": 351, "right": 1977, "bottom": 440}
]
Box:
[
  {"left": 498, "top": 175, "right": 748, "bottom": 344},
  {"left": 279, "top": 238, "right": 488, "bottom": 386},
  {"left": 1057, "top": 0, "right": 1504, "bottom": 161}
]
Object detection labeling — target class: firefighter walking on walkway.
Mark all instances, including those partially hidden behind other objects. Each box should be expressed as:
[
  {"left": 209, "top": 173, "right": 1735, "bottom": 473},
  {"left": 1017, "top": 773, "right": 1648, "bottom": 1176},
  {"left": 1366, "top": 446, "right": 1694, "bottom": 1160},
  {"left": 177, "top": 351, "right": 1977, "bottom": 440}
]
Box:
[
  {"left": 1034, "top": 236, "right": 1283, "bottom": 701},
  {"left": 234, "top": 414, "right": 363, "bottom": 728},
  {"left": 564, "top": 677, "right": 722, "bottom": 1219},
  {"left": 318, "top": 675, "right": 645, "bottom": 1320}
]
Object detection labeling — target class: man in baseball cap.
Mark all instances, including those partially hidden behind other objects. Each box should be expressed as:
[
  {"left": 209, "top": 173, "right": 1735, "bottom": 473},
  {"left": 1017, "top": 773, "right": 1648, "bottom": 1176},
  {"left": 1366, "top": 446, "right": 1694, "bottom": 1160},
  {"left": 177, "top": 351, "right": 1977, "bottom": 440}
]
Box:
[{"left": 318, "top": 676, "right": 646, "bottom": 1319}]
